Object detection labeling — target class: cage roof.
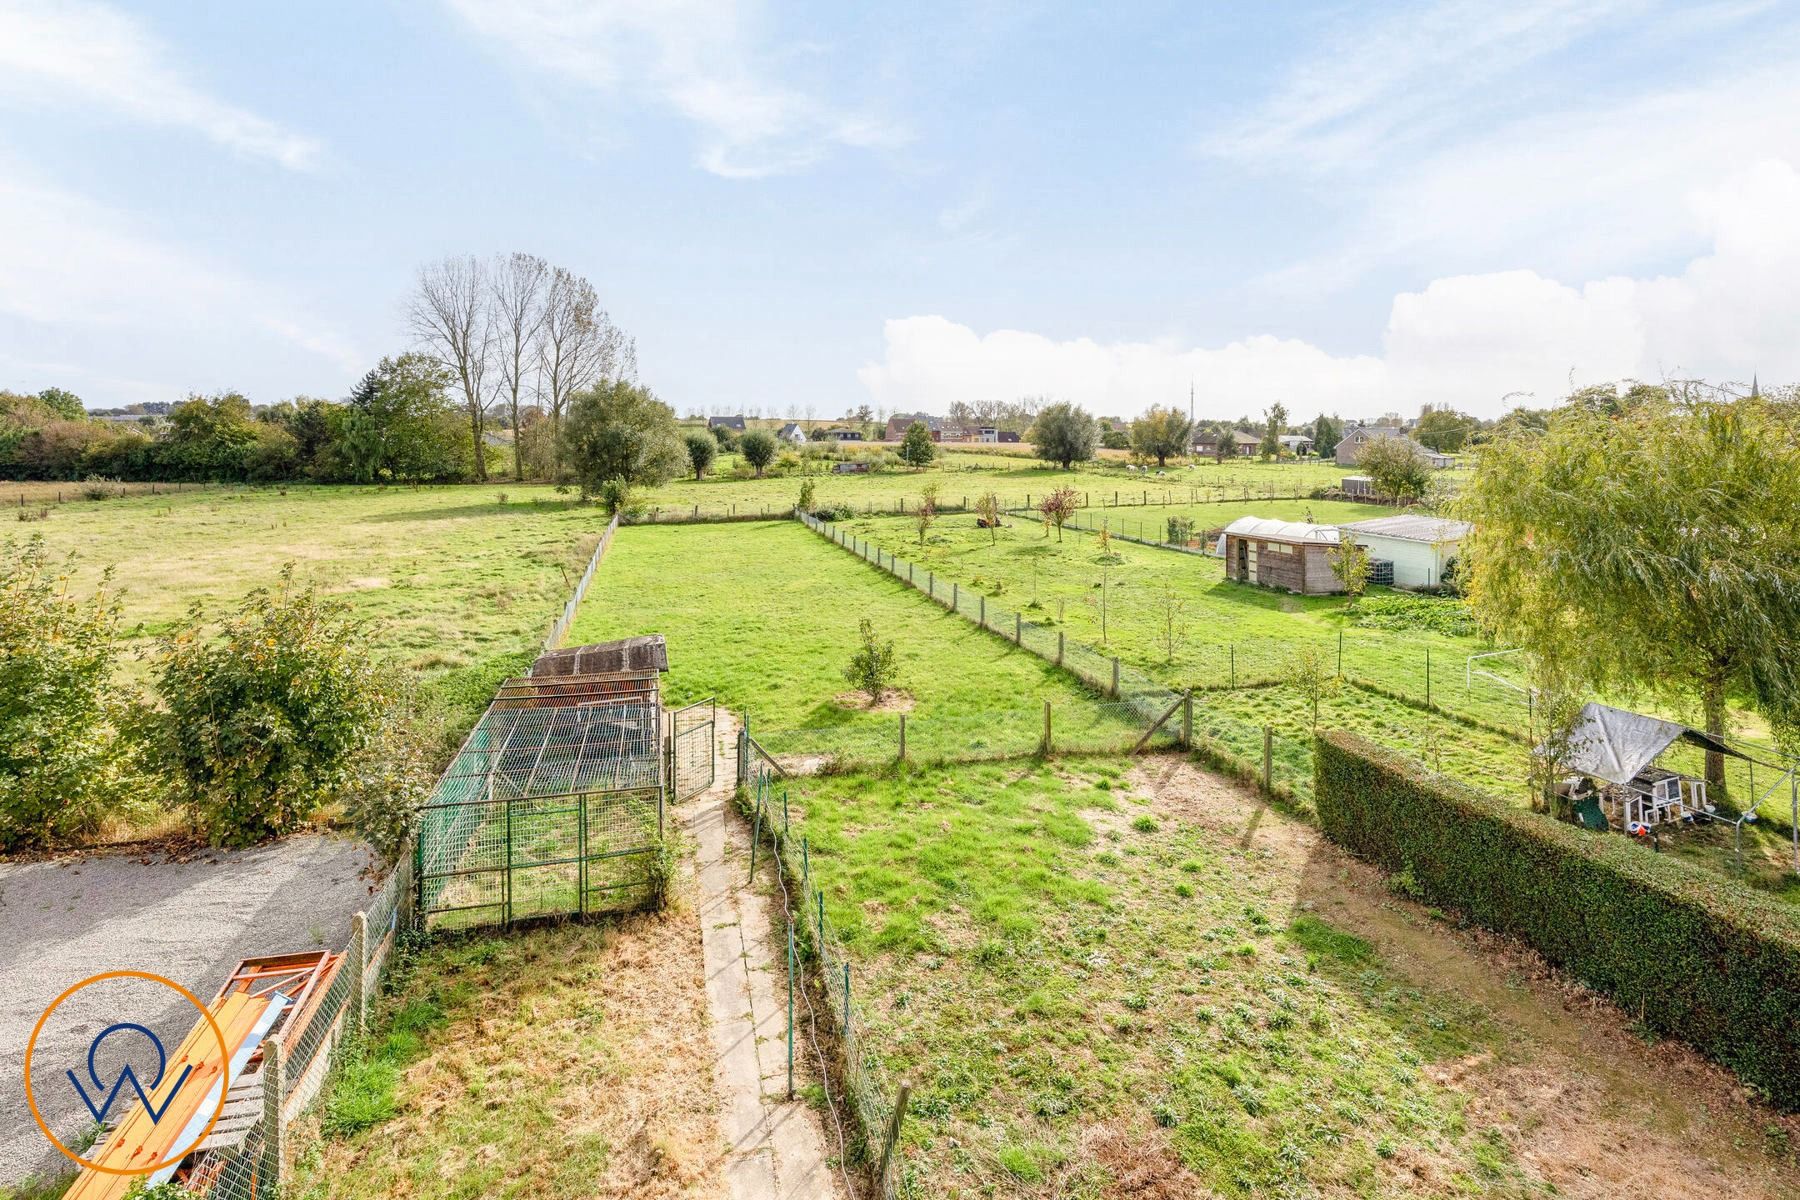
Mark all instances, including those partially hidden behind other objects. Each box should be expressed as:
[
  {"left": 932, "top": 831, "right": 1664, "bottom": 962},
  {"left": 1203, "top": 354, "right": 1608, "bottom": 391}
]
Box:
[
  {"left": 531, "top": 635, "right": 668, "bottom": 678},
  {"left": 1549, "top": 702, "right": 1743, "bottom": 786},
  {"left": 1339, "top": 515, "right": 1472, "bottom": 543}
]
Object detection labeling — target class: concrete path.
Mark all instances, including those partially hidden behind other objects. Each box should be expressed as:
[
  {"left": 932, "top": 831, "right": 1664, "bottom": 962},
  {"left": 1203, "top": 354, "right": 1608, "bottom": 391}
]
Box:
[{"left": 688, "top": 715, "right": 845, "bottom": 1200}]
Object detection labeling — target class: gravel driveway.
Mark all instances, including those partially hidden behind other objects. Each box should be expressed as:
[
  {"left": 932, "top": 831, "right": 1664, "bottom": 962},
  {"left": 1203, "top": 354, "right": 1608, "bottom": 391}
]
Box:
[{"left": 0, "top": 834, "right": 381, "bottom": 1186}]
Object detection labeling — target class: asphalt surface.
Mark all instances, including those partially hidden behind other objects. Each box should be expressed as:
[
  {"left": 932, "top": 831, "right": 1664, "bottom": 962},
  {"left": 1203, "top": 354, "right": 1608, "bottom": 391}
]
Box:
[{"left": 0, "top": 834, "right": 379, "bottom": 1186}]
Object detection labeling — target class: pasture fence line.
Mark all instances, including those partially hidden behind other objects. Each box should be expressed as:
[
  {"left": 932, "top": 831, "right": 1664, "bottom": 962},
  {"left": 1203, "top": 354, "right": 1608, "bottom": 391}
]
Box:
[
  {"left": 543, "top": 512, "right": 619, "bottom": 651},
  {"left": 198, "top": 839, "right": 417, "bottom": 1197},
  {"left": 738, "top": 761, "right": 916, "bottom": 1198}
]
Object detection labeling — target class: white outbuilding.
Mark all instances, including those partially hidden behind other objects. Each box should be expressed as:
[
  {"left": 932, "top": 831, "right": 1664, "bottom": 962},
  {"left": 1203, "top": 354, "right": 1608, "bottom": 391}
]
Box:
[{"left": 1338, "top": 515, "right": 1471, "bottom": 589}]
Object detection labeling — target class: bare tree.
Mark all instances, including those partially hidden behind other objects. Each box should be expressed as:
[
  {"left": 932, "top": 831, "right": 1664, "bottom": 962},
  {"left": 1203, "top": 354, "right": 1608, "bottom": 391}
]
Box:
[
  {"left": 536, "top": 266, "right": 635, "bottom": 480},
  {"left": 409, "top": 255, "right": 494, "bottom": 481},
  {"left": 490, "top": 252, "right": 551, "bottom": 481}
]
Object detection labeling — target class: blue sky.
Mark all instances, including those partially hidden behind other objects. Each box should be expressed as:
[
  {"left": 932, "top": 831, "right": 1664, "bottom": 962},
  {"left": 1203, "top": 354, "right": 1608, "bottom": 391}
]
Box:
[{"left": 3, "top": 1, "right": 1800, "bottom": 420}]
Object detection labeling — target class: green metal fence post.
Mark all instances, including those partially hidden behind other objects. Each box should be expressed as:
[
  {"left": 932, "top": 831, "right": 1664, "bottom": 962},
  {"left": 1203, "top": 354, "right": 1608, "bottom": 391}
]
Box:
[
  {"left": 1042, "top": 700, "right": 1053, "bottom": 755},
  {"left": 1338, "top": 630, "right": 1343, "bottom": 678},
  {"left": 786, "top": 925, "right": 796, "bottom": 1099},
  {"left": 503, "top": 795, "right": 514, "bottom": 927},
  {"left": 1182, "top": 690, "right": 1193, "bottom": 748},
  {"left": 802, "top": 834, "right": 810, "bottom": 893},
  {"left": 816, "top": 890, "right": 825, "bottom": 942},
  {"left": 783, "top": 789, "right": 790, "bottom": 832},
  {"left": 578, "top": 793, "right": 589, "bottom": 916},
  {"left": 898, "top": 714, "right": 907, "bottom": 762},
  {"left": 1426, "top": 646, "right": 1432, "bottom": 709},
  {"left": 843, "top": 962, "right": 851, "bottom": 1032},
  {"left": 749, "top": 793, "right": 761, "bottom": 881}
]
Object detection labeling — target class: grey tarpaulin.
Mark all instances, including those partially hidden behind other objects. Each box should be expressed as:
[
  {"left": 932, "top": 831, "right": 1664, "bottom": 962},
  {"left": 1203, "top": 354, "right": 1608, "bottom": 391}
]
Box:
[{"left": 1548, "top": 702, "right": 1743, "bottom": 786}]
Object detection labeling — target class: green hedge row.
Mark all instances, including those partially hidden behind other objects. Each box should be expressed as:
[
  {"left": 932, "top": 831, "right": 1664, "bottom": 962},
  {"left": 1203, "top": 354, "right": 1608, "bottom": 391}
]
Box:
[{"left": 1315, "top": 730, "right": 1800, "bottom": 1110}]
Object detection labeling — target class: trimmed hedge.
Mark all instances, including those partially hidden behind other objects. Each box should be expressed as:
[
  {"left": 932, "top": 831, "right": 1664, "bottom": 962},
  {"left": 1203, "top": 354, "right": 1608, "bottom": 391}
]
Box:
[{"left": 1315, "top": 730, "right": 1800, "bottom": 1109}]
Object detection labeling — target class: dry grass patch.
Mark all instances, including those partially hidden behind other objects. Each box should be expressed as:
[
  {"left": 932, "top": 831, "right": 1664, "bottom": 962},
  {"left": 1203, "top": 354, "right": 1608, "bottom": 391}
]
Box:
[{"left": 289, "top": 903, "right": 725, "bottom": 1200}]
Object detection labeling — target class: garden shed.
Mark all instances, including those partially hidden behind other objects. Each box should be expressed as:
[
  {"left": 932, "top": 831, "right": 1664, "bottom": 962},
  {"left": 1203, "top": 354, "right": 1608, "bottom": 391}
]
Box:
[
  {"left": 1220, "top": 516, "right": 1343, "bottom": 595},
  {"left": 1340, "top": 515, "right": 1471, "bottom": 589}
]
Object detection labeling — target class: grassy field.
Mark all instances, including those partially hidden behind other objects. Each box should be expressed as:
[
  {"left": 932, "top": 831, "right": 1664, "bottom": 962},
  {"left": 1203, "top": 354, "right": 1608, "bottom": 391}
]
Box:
[
  {"left": 565, "top": 521, "right": 1142, "bottom": 764},
  {"left": 635, "top": 456, "right": 1349, "bottom": 516},
  {"left": 778, "top": 757, "right": 1800, "bottom": 1199},
  {"left": 814, "top": 511, "right": 1800, "bottom": 899},
  {"left": 9, "top": 483, "right": 607, "bottom": 712},
  {"left": 287, "top": 913, "right": 724, "bottom": 1200}
]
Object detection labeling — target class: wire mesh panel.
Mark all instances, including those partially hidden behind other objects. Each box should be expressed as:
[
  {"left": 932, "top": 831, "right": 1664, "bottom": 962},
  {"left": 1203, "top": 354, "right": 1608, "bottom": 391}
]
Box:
[
  {"left": 418, "top": 692, "right": 666, "bottom": 929},
  {"left": 672, "top": 700, "right": 717, "bottom": 800}
]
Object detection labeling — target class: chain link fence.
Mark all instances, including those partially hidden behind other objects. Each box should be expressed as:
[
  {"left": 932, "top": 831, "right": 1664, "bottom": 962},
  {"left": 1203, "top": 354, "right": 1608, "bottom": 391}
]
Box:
[{"left": 543, "top": 512, "right": 618, "bottom": 651}]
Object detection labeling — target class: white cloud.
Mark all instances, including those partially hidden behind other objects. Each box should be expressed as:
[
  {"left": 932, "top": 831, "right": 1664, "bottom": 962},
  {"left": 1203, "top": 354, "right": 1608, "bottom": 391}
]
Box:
[
  {"left": 443, "top": 0, "right": 905, "bottom": 178},
  {"left": 0, "top": 162, "right": 362, "bottom": 403},
  {"left": 860, "top": 160, "right": 1800, "bottom": 419},
  {"left": 0, "top": 0, "right": 321, "bottom": 170}
]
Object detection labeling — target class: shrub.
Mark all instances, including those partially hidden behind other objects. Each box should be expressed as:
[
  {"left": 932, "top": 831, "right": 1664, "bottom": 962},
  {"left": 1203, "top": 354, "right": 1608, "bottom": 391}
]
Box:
[
  {"left": 740, "top": 429, "right": 778, "bottom": 477},
  {"left": 796, "top": 477, "right": 816, "bottom": 512},
  {"left": 843, "top": 618, "right": 898, "bottom": 703},
  {"left": 146, "top": 567, "right": 399, "bottom": 846},
  {"left": 0, "top": 536, "right": 130, "bottom": 850},
  {"left": 1315, "top": 730, "right": 1800, "bottom": 1109}
]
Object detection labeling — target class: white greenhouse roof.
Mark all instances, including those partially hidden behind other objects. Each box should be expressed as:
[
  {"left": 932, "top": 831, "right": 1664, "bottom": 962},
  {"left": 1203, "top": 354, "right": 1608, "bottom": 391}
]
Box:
[{"left": 1220, "top": 516, "right": 1341, "bottom": 545}]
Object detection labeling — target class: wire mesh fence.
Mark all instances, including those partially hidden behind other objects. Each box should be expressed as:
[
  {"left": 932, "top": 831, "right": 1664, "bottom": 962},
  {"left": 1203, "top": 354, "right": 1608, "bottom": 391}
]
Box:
[
  {"left": 544, "top": 512, "right": 618, "bottom": 651},
  {"left": 191, "top": 838, "right": 417, "bottom": 1197},
  {"left": 742, "top": 767, "right": 916, "bottom": 1199}
]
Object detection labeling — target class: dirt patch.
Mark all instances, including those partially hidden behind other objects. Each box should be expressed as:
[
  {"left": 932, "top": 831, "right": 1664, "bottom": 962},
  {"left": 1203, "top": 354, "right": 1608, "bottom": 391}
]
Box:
[
  {"left": 1124, "top": 756, "right": 1800, "bottom": 1200},
  {"left": 1076, "top": 1122, "right": 1215, "bottom": 1198},
  {"left": 833, "top": 688, "right": 916, "bottom": 713},
  {"left": 343, "top": 575, "right": 390, "bottom": 589}
]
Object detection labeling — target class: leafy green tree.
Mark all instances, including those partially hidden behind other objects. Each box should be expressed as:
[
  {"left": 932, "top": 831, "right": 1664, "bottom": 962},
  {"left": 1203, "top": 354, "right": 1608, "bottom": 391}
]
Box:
[
  {"left": 163, "top": 392, "right": 259, "bottom": 479},
  {"left": 1328, "top": 538, "right": 1372, "bottom": 600},
  {"left": 797, "top": 477, "right": 817, "bottom": 513},
  {"left": 146, "top": 567, "right": 397, "bottom": 846},
  {"left": 740, "top": 429, "right": 778, "bottom": 477},
  {"left": 337, "top": 354, "right": 466, "bottom": 483},
  {"left": 1414, "top": 406, "right": 1476, "bottom": 453},
  {"left": 710, "top": 424, "right": 738, "bottom": 451},
  {"left": 844, "top": 618, "right": 899, "bottom": 705},
  {"left": 0, "top": 537, "right": 130, "bottom": 850},
  {"left": 1458, "top": 391, "right": 1800, "bottom": 790},
  {"left": 976, "top": 491, "right": 1002, "bottom": 543},
  {"left": 1130, "top": 406, "right": 1193, "bottom": 467},
  {"left": 1259, "top": 402, "right": 1289, "bottom": 460},
  {"left": 1215, "top": 428, "right": 1238, "bottom": 463},
  {"left": 684, "top": 431, "right": 717, "bottom": 480},
  {"left": 1286, "top": 642, "right": 1340, "bottom": 727},
  {"left": 1030, "top": 402, "right": 1097, "bottom": 469},
  {"left": 562, "top": 379, "right": 687, "bottom": 495},
  {"left": 1359, "top": 435, "right": 1432, "bottom": 501},
  {"left": 1312, "top": 414, "right": 1341, "bottom": 458},
  {"left": 35, "top": 387, "right": 84, "bottom": 420},
  {"left": 898, "top": 421, "right": 937, "bottom": 468}
]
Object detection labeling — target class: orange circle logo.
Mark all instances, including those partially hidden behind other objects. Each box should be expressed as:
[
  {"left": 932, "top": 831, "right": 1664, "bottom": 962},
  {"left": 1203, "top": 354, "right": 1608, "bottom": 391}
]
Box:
[{"left": 24, "top": 970, "right": 230, "bottom": 1176}]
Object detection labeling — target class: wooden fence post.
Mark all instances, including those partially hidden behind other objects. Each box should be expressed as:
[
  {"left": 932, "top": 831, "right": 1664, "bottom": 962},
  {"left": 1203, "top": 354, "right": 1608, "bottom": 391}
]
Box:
[
  {"left": 1057, "top": 631, "right": 1065, "bottom": 666},
  {"left": 1262, "top": 725, "right": 1273, "bottom": 793},
  {"left": 349, "top": 912, "right": 368, "bottom": 1038},
  {"left": 1015, "top": 612, "right": 1022, "bottom": 644},
  {"left": 952, "top": 582, "right": 959, "bottom": 611},
  {"left": 1042, "top": 700, "right": 1052, "bottom": 755},
  {"left": 898, "top": 715, "right": 907, "bottom": 762},
  {"left": 979, "top": 594, "right": 985, "bottom": 627},
  {"left": 261, "top": 1040, "right": 284, "bottom": 1187},
  {"left": 1111, "top": 658, "right": 1120, "bottom": 697},
  {"left": 1182, "top": 690, "right": 1193, "bottom": 748},
  {"left": 877, "top": 1081, "right": 913, "bottom": 1192}
]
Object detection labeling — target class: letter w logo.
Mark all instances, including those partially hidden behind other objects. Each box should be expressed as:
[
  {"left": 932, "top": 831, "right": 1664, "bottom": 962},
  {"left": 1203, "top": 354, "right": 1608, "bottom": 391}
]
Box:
[{"left": 67, "top": 1023, "right": 193, "bottom": 1125}]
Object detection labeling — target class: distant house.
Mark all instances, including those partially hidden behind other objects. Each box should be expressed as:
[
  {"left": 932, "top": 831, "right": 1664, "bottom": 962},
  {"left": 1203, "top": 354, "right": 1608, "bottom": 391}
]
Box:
[
  {"left": 974, "top": 426, "right": 1000, "bottom": 443},
  {"left": 820, "top": 426, "right": 864, "bottom": 442},
  {"left": 708, "top": 415, "right": 746, "bottom": 431},
  {"left": 884, "top": 412, "right": 942, "bottom": 441},
  {"left": 1220, "top": 517, "right": 1344, "bottom": 595},
  {"left": 1278, "top": 434, "right": 1314, "bottom": 456},
  {"left": 997, "top": 430, "right": 1021, "bottom": 443},
  {"left": 1334, "top": 423, "right": 1452, "bottom": 468},
  {"left": 1339, "top": 515, "right": 1471, "bottom": 590},
  {"left": 1191, "top": 429, "right": 1259, "bottom": 458},
  {"left": 777, "top": 422, "right": 808, "bottom": 445},
  {"left": 831, "top": 460, "right": 871, "bottom": 473}
]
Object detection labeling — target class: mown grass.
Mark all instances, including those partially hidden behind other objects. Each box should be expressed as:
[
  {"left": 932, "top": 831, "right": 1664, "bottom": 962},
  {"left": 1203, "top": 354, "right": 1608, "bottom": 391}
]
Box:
[
  {"left": 565, "top": 521, "right": 1133, "bottom": 762},
  {"left": 288, "top": 915, "right": 722, "bottom": 1200},
  {"left": 780, "top": 760, "right": 1536, "bottom": 1198}
]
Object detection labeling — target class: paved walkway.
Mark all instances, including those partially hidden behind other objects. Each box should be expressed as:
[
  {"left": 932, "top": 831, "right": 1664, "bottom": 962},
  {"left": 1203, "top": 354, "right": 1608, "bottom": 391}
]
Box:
[{"left": 687, "top": 715, "right": 844, "bottom": 1200}]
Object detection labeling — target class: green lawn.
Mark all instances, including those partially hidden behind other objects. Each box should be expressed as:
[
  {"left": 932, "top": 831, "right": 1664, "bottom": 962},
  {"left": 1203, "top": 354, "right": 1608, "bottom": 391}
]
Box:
[
  {"left": 566, "top": 521, "right": 1142, "bottom": 764},
  {"left": 773, "top": 759, "right": 1795, "bottom": 1199}
]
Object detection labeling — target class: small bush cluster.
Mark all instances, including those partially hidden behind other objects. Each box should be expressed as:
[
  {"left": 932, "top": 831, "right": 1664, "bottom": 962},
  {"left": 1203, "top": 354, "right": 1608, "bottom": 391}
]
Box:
[
  {"left": 1315, "top": 730, "right": 1800, "bottom": 1109},
  {"left": 1346, "top": 592, "right": 1477, "bottom": 637}
]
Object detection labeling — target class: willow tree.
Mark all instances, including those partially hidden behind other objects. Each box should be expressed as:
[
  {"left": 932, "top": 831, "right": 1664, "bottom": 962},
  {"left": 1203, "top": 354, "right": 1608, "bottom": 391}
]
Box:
[{"left": 1457, "top": 388, "right": 1800, "bottom": 791}]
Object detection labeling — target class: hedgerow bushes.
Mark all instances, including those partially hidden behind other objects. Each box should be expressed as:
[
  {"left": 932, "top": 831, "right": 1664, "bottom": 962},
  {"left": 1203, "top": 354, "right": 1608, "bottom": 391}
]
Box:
[
  {"left": 1315, "top": 730, "right": 1800, "bottom": 1109},
  {"left": 0, "top": 536, "right": 133, "bottom": 850}
]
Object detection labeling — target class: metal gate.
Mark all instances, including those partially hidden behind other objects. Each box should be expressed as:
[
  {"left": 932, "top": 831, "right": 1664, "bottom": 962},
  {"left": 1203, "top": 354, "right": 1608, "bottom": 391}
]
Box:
[{"left": 671, "top": 699, "right": 716, "bottom": 800}]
